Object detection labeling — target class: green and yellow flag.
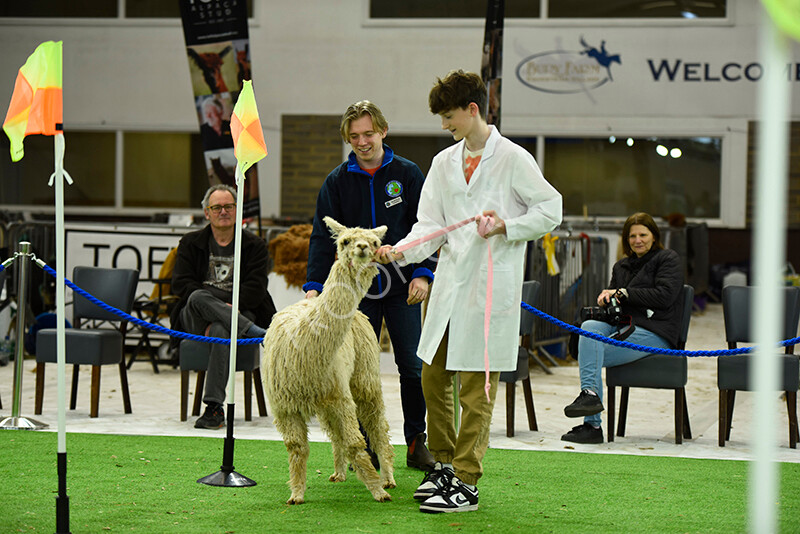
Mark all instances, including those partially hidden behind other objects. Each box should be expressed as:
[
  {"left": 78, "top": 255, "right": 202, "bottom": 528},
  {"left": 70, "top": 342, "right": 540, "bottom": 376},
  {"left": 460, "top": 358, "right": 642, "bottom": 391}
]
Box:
[
  {"left": 230, "top": 80, "right": 267, "bottom": 175},
  {"left": 3, "top": 41, "right": 63, "bottom": 162},
  {"left": 762, "top": 0, "right": 800, "bottom": 41}
]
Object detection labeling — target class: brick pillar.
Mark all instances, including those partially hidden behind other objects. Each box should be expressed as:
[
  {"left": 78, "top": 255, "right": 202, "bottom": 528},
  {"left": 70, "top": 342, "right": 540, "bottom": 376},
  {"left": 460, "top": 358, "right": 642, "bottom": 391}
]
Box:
[{"left": 281, "top": 115, "right": 343, "bottom": 219}]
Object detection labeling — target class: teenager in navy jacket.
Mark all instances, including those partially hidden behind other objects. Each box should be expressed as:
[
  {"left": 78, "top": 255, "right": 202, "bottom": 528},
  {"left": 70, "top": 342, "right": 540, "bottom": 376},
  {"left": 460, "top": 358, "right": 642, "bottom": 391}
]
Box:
[{"left": 304, "top": 100, "right": 436, "bottom": 470}]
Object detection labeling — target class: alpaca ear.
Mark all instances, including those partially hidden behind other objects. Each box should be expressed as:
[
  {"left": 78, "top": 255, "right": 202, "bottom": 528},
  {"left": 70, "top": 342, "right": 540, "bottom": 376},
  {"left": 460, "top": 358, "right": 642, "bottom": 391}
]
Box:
[
  {"left": 323, "top": 216, "right": 345, "bottom": 237},
  {"left": 372, "top": 225, "right": 388, "bottom": 241}
]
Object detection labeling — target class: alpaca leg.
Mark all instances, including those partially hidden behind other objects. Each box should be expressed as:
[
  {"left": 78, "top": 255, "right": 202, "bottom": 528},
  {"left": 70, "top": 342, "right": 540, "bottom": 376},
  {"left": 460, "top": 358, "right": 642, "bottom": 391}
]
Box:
[
  {"left": 273, "top": 412, "right": 311, "bottom": 504},
  {"left": 350, "top": 316, "right": 395, "bottom": 488},
  {"left": 329, "top": 440, "right": 348, "bottom": 483},
  {"left": 317, "top": 414, "right": 348, "bottom": 482},
  {"left": 353, "top": 381, "right": 395, "bottom": 489},
  {"left": 320, "top": 402, "right": 390, "bottom": 502}
]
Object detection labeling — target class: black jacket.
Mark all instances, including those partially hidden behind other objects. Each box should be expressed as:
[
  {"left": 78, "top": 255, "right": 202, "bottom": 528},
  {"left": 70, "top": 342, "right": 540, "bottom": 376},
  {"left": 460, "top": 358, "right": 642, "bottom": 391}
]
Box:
[
  {"left": 170, "top": 225, "right": 276, "bottom": 344},
  {"left": 610, "top": 247, "right": 684, "bottom": 347},
  {"left": 304, "top": 144, "right": 436, "bottom": 298}
]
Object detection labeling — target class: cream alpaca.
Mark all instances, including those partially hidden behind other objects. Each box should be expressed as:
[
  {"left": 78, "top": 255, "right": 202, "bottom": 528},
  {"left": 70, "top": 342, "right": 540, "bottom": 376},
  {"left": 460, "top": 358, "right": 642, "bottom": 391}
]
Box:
[{"left": 263, "top": 217, "right": 396, "bottom": 504}]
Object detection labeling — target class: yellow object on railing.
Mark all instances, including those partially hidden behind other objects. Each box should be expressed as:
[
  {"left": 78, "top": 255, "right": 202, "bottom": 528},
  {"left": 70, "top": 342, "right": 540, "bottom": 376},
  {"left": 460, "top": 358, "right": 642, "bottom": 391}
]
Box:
[{"left": 542, "top": 233, "right": 560, "bottom": 276}]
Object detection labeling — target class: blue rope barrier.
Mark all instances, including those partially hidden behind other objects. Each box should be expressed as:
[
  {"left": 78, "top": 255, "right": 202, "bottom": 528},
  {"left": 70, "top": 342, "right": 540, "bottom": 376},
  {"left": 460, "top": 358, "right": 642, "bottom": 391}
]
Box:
[
  {"left": 37, "top": 263, "right": 262, "bottom": 345},
  {"left": 12, "top": 253, "right": 798, "bottom": 355},
  {"left": 520, "top": 300, "right": 800, "bottom": 357}
]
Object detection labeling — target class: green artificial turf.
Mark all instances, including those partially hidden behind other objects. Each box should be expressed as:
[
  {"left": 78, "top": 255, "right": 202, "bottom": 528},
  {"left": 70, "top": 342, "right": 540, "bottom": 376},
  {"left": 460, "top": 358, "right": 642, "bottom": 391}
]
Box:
[{"left": 2, "top": 430, "right": 799, "bottom": 533}]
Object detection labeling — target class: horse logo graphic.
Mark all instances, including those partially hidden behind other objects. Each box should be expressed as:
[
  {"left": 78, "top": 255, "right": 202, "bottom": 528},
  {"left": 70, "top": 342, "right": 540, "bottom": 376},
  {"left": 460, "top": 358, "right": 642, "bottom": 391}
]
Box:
[{"left": 579, "top": 37, "right": 622, "bottom": 81}]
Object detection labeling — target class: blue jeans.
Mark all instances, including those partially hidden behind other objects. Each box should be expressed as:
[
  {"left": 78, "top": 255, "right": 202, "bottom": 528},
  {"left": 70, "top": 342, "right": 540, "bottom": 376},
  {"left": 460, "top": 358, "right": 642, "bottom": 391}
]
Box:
[
  {"left": 578, "top": 320, "right": 671, "bottom": 427},
  {"left": 359, "top": 293, "right": 426, "bottom": 445}
]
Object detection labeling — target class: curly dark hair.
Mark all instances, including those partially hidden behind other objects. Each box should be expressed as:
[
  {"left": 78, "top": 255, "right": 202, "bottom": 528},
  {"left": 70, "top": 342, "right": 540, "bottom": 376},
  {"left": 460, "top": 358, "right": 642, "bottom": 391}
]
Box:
[{"left": 429, "top": 70, "right": 487, "bottom": 116}]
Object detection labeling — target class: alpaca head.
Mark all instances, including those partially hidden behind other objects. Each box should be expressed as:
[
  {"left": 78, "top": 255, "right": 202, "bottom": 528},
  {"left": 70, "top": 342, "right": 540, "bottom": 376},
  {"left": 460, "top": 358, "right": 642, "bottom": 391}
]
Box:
[{"left": 324, "top": 216, "right": 387, "bottom": 269}]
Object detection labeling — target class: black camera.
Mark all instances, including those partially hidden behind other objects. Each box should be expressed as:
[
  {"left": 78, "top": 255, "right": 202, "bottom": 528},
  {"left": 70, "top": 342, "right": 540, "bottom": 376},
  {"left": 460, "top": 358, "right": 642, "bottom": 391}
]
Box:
[{"left": 580, "top": 297, "right": 624, "bottom": 326}]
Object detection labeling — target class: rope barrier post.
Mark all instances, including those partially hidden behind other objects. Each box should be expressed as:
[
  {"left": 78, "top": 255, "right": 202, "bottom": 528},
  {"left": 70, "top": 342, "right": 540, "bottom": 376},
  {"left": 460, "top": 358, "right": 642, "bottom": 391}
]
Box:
[{"left": 0, "top": 242, "right": 48, "bottom": 430}]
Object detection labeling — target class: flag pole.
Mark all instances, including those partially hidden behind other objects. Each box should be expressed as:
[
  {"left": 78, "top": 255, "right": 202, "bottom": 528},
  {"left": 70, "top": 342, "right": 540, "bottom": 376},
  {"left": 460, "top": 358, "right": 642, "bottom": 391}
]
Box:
[
  {"left": 1, "top": 39, "right": 70, "bottom": 531},
  {"left": 198, "top": 80, "right": 265, "bottom": 487},
  {"left": 197, "top": 163, "right": 255, "bottom": 488},
  {"left": 749, "top": 6, "right": 791, "bottom": 532},
  {"left": 51, "top": 130, "right": 72, "bottom": 533}
]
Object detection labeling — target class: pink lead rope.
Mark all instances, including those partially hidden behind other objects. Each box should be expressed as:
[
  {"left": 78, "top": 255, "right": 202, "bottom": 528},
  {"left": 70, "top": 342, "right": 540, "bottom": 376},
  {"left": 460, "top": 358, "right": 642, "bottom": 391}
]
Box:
[{"left": 394, "top": 214, "right": 496, "bottom": 403}]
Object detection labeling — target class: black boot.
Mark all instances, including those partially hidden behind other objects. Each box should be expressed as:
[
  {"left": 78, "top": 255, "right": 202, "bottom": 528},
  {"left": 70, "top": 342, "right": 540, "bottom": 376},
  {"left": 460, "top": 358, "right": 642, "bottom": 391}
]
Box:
[{"left": 407, "top": 432, "right": 435, "bottom": 471}]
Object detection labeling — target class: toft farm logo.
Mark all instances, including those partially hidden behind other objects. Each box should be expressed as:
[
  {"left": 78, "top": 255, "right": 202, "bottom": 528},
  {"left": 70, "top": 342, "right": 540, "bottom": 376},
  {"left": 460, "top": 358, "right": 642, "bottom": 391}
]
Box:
[{"left": 516, "top": 37, "right": 622, "bottom": 94}]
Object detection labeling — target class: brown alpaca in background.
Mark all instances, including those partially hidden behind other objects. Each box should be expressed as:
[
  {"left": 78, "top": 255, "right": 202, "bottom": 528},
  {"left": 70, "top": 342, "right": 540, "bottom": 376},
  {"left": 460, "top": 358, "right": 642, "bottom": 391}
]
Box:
[
  {"left": 263, "top": 217, "right": 395, "bottom": 504},
  {"left": 188, "top": 46, "right": 233, "bottom": 93}
]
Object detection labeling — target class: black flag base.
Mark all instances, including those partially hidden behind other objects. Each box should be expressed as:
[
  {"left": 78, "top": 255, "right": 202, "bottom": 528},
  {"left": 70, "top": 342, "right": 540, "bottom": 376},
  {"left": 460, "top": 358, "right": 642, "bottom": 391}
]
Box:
[
  {"left": 56, "top": 451, "right": 71, "bottom": 534},
  {"left": 0, "top": 415, "right": 49, "bottom": 430},
  {"left": 197, "top": 466, "right": 257, "bottom": 487},
  {"left": 197, "top": 403, "right": 256, "bottom": 487}
]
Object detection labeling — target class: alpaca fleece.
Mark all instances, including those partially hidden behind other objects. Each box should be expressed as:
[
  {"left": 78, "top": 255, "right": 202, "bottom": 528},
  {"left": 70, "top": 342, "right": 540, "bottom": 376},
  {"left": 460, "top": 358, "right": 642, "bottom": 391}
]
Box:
[{"left": 263, "top": 217, "right": 395, "bottom": 504}]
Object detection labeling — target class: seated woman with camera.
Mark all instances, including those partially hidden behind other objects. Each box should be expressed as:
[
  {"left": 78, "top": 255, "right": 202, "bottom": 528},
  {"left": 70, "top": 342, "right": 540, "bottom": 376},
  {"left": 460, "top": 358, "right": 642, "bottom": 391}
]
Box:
[{"left": 561, "top": 212, "right": 684, "bottom": 444}]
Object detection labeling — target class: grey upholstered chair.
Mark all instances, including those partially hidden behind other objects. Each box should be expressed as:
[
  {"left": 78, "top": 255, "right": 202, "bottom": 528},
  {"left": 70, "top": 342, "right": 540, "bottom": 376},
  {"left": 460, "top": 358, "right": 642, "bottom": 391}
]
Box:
[
  {"left": 605, "top": 284, "right": 694, "bottom": 444},
  {"left": 179, "top": 338, "right": 267, "bottom": 422},
  {"left": 718, "top": 285, "right": 800, "bottom": 448},
  {"left": 499, "top": 279, "right": 541, "bottom": 437},
  {"left": 35, "top": 266, "right": 139, "bottom": 417}
]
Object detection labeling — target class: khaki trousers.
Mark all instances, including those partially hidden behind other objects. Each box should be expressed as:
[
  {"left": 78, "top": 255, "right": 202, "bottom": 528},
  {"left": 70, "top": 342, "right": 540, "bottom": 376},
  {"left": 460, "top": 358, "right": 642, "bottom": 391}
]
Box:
[{"left": 422, "top": 329, "right": 499, "bottom": 486}]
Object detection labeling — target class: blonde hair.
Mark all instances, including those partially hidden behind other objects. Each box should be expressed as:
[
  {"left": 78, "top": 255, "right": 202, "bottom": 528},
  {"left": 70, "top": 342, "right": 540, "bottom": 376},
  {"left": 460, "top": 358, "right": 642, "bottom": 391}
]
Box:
[{"left": 340, "top": 100, "right": 388, "bottom": 142}]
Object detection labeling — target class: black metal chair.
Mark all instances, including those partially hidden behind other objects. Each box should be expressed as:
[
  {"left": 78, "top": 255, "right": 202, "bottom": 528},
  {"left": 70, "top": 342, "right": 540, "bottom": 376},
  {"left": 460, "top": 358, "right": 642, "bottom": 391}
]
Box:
[
  {"left": 718, "top": 285, "right": 800, "bottom": 448},
  {"left": 179, "top": 338, "right": 268, "bottom": 422},
  {"left": 605, "top": 285, "right": 695, "bottom": 444},
  {"left": 35, "top": 266, "right": 139, "bottom": 418},
  {"left": 499, "top": 280, "right": 541, "bottom": 437},
  {"left": 128, "top": 248, "right": 179, "bottom": 373}
]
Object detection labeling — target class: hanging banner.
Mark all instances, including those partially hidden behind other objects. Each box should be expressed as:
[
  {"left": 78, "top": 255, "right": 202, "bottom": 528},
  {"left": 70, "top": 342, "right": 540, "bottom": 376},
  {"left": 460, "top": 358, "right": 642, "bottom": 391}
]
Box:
[
  {"left": 178, "top": 0, "right": 260, "bottom": 220},
  {"left": 480, "top": 0, "right": 504, "bottom": 131}
]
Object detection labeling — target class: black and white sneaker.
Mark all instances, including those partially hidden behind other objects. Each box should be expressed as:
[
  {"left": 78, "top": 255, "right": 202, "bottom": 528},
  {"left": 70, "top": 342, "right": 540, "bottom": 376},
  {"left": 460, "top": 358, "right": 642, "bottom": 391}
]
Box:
[
  {"left": 419, "top": 476, "right": 479, "bottom": 513},
  {"left": 413, "top": 461, "right": 454, "bottom": 501},
  {"left": 564, "top": 389, "right": 604, "bottom": 418}
]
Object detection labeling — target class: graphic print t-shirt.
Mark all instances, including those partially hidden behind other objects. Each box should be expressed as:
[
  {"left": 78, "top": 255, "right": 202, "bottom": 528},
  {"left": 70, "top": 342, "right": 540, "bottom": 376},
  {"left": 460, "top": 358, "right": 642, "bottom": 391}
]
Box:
[
  {"left": 204, "top": 236, "right": 234, "bottom": 302},
  {"left": 463, "top": 146, "right": 483, "bottom": 184}
]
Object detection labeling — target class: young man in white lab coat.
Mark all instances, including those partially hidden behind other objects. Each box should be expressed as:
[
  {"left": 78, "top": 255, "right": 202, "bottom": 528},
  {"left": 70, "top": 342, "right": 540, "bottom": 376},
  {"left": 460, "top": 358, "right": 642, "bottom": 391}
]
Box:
[{"left": 378, "top": 70, "right": 562, "bottom": 513}]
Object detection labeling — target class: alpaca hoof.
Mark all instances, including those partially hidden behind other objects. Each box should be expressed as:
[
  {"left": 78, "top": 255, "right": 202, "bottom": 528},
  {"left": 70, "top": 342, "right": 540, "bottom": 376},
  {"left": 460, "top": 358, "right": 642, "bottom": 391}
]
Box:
[
  {"left": 381, "top": 477, "right": 396, "bottom": 489},
  {"left": 329, "top": 472, "right": 346, "bottom": 483},
  {"left": 373, "top": 489, "right": 391, "bottom": 502},
  {"left": 287, "top": 495, "right": 305, "bottom": 505}
]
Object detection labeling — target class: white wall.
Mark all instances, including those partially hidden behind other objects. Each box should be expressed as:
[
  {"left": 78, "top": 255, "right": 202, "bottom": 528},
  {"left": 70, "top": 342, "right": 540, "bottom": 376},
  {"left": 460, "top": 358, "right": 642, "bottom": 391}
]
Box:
[{"left": 0, "top": 0, "right": 797, "bottom": 223}]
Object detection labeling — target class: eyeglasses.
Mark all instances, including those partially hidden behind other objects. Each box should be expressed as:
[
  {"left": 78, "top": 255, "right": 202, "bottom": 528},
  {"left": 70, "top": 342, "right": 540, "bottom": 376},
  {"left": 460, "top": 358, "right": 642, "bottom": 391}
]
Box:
[{"left": 207, "top": 203, "right": 236, "bottom": 213}]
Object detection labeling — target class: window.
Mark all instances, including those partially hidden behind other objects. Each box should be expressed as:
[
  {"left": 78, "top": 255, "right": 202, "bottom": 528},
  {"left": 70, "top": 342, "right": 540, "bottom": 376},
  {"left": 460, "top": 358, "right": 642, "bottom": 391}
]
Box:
[
  {"left": 369, "top": 0, "right": 725, "bottom": 19},
  {"left": 545, "top": 136, "right": 721, "bottom": 219},
  {"left": 122, "top": 132, "right": 208, "bottom": 209},
  {"left": 0, "top": 1, "right": 117, "bottom": 18},
  {"left": 125, "top": 0, "right": 253, "bottom": 19},
  {"left": 380, "top": 133, "right": 720, "bottom": 221},
  {"left": 370, "top": 0, "right": 538, "bottom": 19},
  {"left": 548, "top": 1, "right": 726, "bottom": 18},
  {"left": 0, "top": 0, "right": 253, "bottom": 19},
  {"left": 0, "top": 131, "right": 209, "bottom": 210},
  {"left": 0, "top": 132, "right": 115, "bottom": 206}
]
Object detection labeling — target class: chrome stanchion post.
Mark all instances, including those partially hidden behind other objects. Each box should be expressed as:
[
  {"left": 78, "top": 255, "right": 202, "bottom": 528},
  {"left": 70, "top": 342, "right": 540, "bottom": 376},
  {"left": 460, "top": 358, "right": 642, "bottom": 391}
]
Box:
[{"left": 0, "top": 241, "right": 48, "bottom": 430}]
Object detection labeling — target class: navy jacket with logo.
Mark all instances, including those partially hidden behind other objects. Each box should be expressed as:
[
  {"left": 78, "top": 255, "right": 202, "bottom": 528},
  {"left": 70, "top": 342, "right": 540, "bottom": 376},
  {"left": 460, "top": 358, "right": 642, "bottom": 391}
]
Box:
[{"left": 304, "top": 144, "right": 436, "bottom": 298}]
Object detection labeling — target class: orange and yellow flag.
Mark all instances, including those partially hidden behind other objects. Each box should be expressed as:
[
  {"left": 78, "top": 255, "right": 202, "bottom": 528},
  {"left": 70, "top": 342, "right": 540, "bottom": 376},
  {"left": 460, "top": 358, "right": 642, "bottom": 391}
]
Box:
[
  {"left": 3, "top": 41, "right": 63, "bottom": 162},
  {"left": 230, "top": 80, "right": 267, "bottom": 175}
]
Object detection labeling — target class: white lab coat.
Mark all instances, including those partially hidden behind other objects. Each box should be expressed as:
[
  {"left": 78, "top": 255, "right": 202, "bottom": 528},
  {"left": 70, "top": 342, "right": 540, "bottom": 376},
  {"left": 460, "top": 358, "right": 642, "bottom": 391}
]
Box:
[{"left": 397, "top": 126, "right": 562, "bottom": 371}]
